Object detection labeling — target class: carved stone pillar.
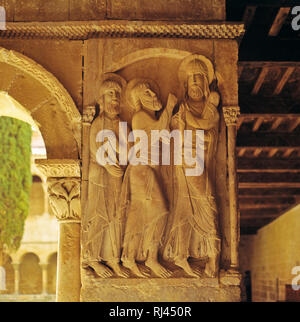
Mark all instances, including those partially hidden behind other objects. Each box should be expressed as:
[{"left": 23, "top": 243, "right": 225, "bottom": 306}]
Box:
[
  {"left": 35, "top": 159, "right": 81, "bottom": 302},
  {"left": 40, "top": 263, "right": 48, "bottom": 295},
  {"left": 223, "top": 106, "right": 241, "bottom": 273},
  {"left": 82, "top": 106, "right": 96, "bottom": 217},
  {"left": 12, "top": 263, "right": 20, "bottom": 295}
]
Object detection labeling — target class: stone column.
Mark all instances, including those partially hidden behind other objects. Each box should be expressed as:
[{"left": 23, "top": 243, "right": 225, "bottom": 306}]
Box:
[
  {"left": 40, "top": 263, "right": 48, "bottom": 295},
  {"left": 35, "top": 159, "right": 81, "bottom": 302},
  {"left": 81, "top": 106, "right": 96, "bottom": 218},
  {"left": 12, "top": 263, "right": 20, "bottom": 295},
  {"left": 223, "top": 106, "right": 241, "bottom": 273}
]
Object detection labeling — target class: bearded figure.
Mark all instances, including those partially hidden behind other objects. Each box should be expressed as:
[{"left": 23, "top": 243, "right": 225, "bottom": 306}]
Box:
[
  {"left": 120, "top": 79, "right": 177, "bottom": 278},
  {"left": 163, "top": 55, "right": 221, "bottom": 278},
  {"left": 82, "top": 73, "right": 129, "bottom": 278}
]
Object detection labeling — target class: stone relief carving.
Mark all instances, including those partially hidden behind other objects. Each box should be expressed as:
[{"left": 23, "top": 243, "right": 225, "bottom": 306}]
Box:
[
  {"left": 162, "top": 55, "right": 221, "bottom": 278},
  {"left": 82, "top": 74, "right": 130, "bottom": 278},
  {"left": 48, "top": 178, "right": 81, "bottom": 222},
  {"left": 83, "top": 54, "right": 222, "bottom": 279},
  {"left": 120, "top": 79, "right": 177, "bottom": 278}
]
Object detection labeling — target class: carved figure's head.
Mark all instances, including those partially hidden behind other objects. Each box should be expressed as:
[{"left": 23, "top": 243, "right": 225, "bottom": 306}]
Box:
[
  {"left": 178, "top": 55, "right": 214, "bottom": 103},
  {"left": 98, "top": 73, "right": 126, "bottom": 116},
  {"left": 99, "top": 80, "right": 122, "bottom": 115},
  {"left": 127, "top": 79, "right": 162, "bottom": 112},
  {"left": 186, "top": 59, "right": 210, "bottom": 101}
]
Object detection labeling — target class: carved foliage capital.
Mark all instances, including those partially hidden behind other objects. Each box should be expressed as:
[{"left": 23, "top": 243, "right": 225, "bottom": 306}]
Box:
[
  {"left": 48, "top": 178, "right": 81, "bottom": 222},
  {"left": 223, "top": 106, "right": 240, "bottom": 126},
  {"left": 83, "top": 106, "right": 96, "bottom": 124}
]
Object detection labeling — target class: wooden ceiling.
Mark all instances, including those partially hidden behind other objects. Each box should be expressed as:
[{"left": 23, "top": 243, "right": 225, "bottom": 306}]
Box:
[{"left": 227, "top": 1, "right": 300, "bottom": 234}]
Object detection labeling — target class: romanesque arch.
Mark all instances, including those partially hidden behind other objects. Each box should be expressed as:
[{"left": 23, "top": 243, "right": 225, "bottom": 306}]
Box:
[{"left": 0, "top": 47, "right": 81, "bottom": 159}]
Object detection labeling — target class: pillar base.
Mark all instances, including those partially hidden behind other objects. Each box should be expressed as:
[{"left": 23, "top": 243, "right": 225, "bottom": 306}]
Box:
[{"left": 81, "top": 269, "right": 241, "bottom": 302}]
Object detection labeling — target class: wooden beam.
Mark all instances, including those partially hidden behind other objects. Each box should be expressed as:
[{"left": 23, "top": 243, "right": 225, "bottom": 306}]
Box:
[
  {"left": 268, "top": 7, "right": 291, "bottom": 37},
  {"left": 282, "top": 148, "right": 294, "bottom": 158},
  {"left": 238, "top": 168, "right": 300, "bottom": 174},
  {"left": 240, "top": 203, "right": 289, "bottom": 210},
  {"left": 237, "top": 147, "right": 300, "bottom": 153},
  {"left": 288, "top": 118, "right": 300, "bottom": 132},
  {"left": 241, "top": 214, "right": 279, "bottom": 220},
  {"left": 268, "top": 148, "right": 279, "bottom": 158},
  {"left": 252, "top": 117, "right": 264, "bottom": 132},
  {"left": 253, "top": 148, "right": 263, "bottom": 157},
  {"left": 237, "top": 117, "right": 244, "bottom": 130},
  {"left": 251, "top": 67, "right": 269, "bottom": 95},
  {"left": 239, "top": 182, "right": 300, "bottom": 189},
  {"left": 238, "top": 148, "right": 247, "bottom": 158},
  {"left": 273, "top": 67, "right": 295, "bottom": 95},
  {"left": 270, "top": 117, "right": 283, "bottom": 131}
]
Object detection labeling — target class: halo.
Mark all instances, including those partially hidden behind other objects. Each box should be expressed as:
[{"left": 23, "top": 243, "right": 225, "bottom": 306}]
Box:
[
  {"left": 178, "top": 54, "right": 215, "bottom": 86},
  {"left": 99, "top": 72, "right": 127, "bottom": 99},
  {"left": 125, "top": 78, "right": 160, "bottom": 110}
]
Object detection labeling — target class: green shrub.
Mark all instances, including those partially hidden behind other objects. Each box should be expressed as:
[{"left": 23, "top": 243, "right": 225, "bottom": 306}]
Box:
[{"left": 0, "top": 116, "right": 32, "bottom": 251}]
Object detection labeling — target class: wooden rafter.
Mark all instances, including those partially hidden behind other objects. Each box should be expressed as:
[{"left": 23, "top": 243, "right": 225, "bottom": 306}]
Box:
[
  {"left": 251, "top": 67, "right": 269, "bottom": 95},
  {"left": 239, "top": 182, "right": 300, "bottom": 188},
  {"left": 237, "top": 147, "right": 300, "bottom": 154},
  {"left": 253, "top": 148, "right": 263, "bottom": 157},
  {"left": 270, "top": 117, "right": 283, "bottom": 131},
  {"left": 288, "top": 118, "right": 300, "bottom": 132},
  {"left": 268, "top": 7, "right": 291, "bottom": 37},
  {"left": 273, "top": 67, "right": 295, "bottom": 95},
  {"left": 268, "top": 148, "right": 279, "bottom": 158},
  {"left": 252, "top": 117, "right": 264, "bottom": 131},
  {"left": 238, "top": 148, "right": 247, "bottom": 157},
  {"left": 238, "top": 168, "right": 300, "bottom": 174},
  {"left": 282, "top": 148, "right": 294, "bottom": 158},
  {"left": 239, "top": 203, "right": 288, "bottom": 210}
]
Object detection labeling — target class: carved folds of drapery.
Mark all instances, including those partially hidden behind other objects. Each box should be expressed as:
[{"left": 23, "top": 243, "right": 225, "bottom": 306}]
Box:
[
  {"left": 82, "top": 54, "right": 232, "bottom": 279},
  {"left": 35, "top": 159, "right": 81, "bottom": 223}
]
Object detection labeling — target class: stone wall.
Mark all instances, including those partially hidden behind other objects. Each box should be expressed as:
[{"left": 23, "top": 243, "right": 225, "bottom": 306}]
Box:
[
  {"left": 0, "top": 0, "right": 225, "bottom": 22},
  {"left": 240, "top": 204, "right": 300, "bottom": 302}
]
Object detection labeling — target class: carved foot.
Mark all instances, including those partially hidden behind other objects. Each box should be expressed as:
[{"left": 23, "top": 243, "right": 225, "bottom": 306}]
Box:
[
  {"left": 204, "top": 257, "right": 218, "bottom": 278},
  {"left": 106, "top": 261, "right": 130, "bottom": 278},
  {"left": 193, "top": 267, "right": 204, "bottom": 277},
  {"left": 89, "top": 262, "right": 113, "bottom": 278},
  {"left": 122, "top": 260, "right": 147, "bottom": 278},
  {"left": 174, "top": 259, "right": 198, "bottom": 278},
  {"left": 145, "top": 260, "right": 172, "bottom": 278}
]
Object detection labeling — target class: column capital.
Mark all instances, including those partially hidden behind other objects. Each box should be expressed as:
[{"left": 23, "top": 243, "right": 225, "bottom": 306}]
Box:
[
  {"left": 223, "top": 106, "right": 240, "bottom": 126},
  {"left": 83, "top": 106, "right": 96, "bottom": 125},
  {"left": 47, "top": 178, "right": 81, "bottom": 223},
  {"left": 35, "top": 159, "right": 81, "bottom": 178}
]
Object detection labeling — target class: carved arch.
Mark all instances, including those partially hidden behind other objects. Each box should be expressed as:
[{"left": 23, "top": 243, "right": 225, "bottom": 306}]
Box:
[{"left": 0, "top": 47, "right": 81, "bottom": 159}]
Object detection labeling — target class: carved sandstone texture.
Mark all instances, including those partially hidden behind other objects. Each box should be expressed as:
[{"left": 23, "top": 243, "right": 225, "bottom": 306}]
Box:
[
  {"left": 83, "top": 54, "right": 223, "bottom": 280},
  {"left": 1, "top": 0, "right": 225, "bottom": 22},
  {"left": 0, "top": 47, "right": 81, "bottom": 158}
]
